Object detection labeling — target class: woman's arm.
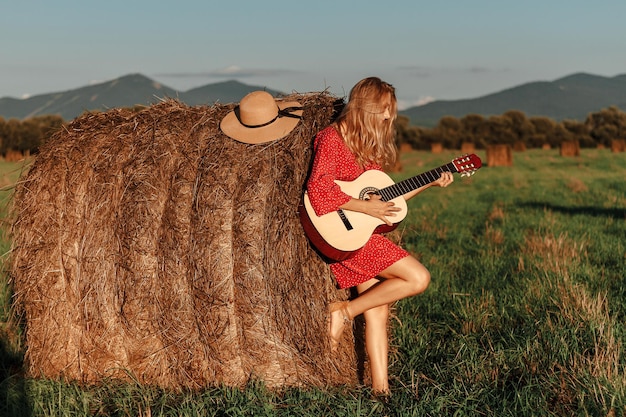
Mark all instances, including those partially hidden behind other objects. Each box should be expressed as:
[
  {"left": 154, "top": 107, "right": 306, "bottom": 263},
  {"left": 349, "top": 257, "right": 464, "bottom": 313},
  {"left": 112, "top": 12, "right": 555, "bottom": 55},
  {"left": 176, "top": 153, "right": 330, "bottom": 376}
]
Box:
[
  {"left": 339, "top": 194, "right": 400, "bottom": 226},
  {"left": 306, "top": 128, "right": 353, "bottom": 216},
  {"left": 340, "top": 171, "right": 454, "bottom": 226},
  {"left": 402, "top": 171, "right": 454, "bottom": 201}
]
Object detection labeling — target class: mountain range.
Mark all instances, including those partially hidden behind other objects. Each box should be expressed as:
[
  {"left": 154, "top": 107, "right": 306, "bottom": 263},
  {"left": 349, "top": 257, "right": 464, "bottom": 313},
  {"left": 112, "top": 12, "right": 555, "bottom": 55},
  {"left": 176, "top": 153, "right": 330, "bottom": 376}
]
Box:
[
  {"left": 0, "top": 74, "right": 283, "bottom": 121},
  {"left": 401, "top": 72, "right": 626, "bottom": 126},
  {"left": 1, "top": 72, "right": 625, "bottom": 126}
]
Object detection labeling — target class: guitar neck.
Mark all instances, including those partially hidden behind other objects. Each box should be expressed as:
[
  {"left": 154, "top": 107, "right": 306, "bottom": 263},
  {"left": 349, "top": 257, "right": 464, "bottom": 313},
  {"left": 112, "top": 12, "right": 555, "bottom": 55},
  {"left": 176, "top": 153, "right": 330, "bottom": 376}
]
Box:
[{"left": 377, "top": 161, "right": 457, "bottom": 201}]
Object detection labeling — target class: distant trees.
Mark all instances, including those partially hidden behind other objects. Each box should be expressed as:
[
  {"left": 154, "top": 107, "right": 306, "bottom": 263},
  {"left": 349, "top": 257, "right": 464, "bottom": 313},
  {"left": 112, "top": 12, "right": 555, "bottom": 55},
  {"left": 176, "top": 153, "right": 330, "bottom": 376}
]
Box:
[
  {"left": 396, "top": 106, "right": 626, "bottom": 150},
  {"left": 0, "top": 105, "right": 625, "bottom": 159},
  {"left": 0, "top": 115, "right": 64, "bottom": 158},
  {"left": 460, "top": 114, "right": 490, "bottom": 149},
  {"left": 585, "top": 106, "right": 626, "bottom": 147}
]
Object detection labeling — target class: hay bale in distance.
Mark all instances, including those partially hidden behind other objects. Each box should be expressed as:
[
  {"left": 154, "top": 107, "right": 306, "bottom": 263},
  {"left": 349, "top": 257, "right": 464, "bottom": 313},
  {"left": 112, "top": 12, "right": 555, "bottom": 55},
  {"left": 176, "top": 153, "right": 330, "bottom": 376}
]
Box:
[
  {"left": 10, "top": 94, "right": 360, "bottom": 390},
  {"left": 611, "top": 139, "right": 626, "bottom": 152},
  {"left": 430, "top": 143, "right": 443, "bottom": 154},
  {"left": 513, "top": 141, "right": 526, "bottom": 152},
  {"left": 461, "top": 142, "right": 475, "bottom": 154},
  {"left": 3, "top": 150, "right": 25, "bottom": 162},
  {"left": 399, "top": 142, "right": 413, "bottom": 153},
  {"left": 486, "top": 144, "right": 513, "bottom": 167},
  {"left": 560, "top": 140, "right": 580, "bottom": 157}
]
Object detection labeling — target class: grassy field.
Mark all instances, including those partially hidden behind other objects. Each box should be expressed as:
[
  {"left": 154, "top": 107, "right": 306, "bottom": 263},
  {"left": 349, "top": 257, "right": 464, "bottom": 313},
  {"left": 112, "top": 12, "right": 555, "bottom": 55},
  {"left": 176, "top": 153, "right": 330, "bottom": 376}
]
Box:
[{"left": 1, "top": 149, "right": 625, "bottom": 416}]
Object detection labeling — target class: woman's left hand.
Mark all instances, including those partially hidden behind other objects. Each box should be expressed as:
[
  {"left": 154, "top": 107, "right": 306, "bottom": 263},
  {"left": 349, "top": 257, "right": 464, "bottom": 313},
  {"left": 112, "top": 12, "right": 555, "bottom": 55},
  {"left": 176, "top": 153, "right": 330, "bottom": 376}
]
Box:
[{"left": 433, "top": 172, "right": 454, "bottom": 187}]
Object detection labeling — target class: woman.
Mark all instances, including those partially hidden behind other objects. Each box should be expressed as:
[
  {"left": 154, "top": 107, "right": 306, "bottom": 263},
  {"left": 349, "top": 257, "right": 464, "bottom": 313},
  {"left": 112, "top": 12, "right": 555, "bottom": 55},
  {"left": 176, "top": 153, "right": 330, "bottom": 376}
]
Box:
[{"left": 305, "top": 77, "right": 454, "bottom": 395}]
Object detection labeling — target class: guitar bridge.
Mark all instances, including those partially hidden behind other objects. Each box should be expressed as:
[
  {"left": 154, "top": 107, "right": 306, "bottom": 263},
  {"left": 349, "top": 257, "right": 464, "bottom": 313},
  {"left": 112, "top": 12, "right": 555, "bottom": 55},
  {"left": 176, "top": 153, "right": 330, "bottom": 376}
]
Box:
[{"left": 337, "top": 209, "right": 354, "bottom": 231}]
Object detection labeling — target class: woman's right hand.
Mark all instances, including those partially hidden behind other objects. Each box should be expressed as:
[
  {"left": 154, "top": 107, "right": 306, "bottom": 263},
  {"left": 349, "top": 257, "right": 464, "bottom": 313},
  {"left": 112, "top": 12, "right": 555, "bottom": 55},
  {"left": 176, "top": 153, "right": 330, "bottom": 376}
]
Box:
[{"left": 341, "top": 194, "right": 400, "bottom": 226}]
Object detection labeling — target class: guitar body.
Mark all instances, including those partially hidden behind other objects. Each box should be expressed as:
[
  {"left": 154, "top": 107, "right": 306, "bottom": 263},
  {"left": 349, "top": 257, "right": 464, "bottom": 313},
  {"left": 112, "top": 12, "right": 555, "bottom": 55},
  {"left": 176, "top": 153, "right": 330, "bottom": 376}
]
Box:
[
  {"left": 299, "top": 153, "right": 482, "bottom": 261},
  {"left": 299, "top": 170, "right": 408, "bottom": 261}
]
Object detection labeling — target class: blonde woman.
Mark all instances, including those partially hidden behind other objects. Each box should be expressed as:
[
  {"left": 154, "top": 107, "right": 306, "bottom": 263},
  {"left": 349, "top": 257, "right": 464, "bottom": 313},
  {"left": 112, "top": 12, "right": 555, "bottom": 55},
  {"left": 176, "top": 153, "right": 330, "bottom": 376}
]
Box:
[{"left": 305, "top": 77, "right": 454, "bottom": 395}]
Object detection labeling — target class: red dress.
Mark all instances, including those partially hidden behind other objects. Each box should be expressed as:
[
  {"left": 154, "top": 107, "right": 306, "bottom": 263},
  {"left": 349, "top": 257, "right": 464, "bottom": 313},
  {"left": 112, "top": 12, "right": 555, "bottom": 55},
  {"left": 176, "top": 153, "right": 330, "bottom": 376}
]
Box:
[{"left": 306, "top": 126, "right": 409, "bottom": 289}]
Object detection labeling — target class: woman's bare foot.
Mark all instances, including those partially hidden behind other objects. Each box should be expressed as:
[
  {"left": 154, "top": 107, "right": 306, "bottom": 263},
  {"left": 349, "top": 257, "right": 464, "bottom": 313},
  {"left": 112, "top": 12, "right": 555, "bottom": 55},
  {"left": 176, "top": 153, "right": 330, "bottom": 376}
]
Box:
[{"left": 328, "top": 301, "right": 351, "bottom": 352}]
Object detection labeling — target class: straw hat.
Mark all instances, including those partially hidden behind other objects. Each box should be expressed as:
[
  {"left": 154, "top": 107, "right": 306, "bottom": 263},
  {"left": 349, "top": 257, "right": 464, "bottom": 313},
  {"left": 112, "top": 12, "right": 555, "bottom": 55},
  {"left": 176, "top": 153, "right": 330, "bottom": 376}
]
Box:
[{"left": 220, "top": 91, "right": 303, "bottom": 144}]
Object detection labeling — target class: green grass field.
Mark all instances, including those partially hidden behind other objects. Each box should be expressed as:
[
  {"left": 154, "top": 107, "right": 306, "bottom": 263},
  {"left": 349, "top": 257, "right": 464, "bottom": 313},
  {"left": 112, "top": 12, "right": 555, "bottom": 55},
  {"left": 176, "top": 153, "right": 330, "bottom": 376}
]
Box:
[{"left": 1, "top": 149, "right": 625, "bottom": 416}]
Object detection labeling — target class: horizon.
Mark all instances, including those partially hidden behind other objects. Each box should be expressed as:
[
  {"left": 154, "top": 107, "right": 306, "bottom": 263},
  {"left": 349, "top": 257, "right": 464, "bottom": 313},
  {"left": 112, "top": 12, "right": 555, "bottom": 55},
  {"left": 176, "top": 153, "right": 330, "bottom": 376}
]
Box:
[{"left": 4, "top": 70, "right": 624, "bottom": 112}]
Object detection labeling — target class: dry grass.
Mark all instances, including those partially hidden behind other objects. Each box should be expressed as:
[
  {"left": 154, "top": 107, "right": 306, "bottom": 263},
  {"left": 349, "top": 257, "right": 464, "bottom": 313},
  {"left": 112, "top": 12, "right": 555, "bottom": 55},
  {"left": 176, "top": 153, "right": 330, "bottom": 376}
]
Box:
[
  {"left": 520, "top": 229, "right": 624, "bottom": 400},
  {"left": 487, "top": 202, "right": 505, "bottom": 222},
  {"left": 521, "top": 232, "right": 585, "bottom": 276},
  {"left": 566, "top": 177, "right": 588, "bottom": 193}
]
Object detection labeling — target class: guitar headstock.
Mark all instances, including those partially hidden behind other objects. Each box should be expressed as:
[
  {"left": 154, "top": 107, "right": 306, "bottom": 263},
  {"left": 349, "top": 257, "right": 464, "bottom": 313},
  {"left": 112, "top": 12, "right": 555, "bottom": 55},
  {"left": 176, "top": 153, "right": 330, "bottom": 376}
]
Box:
[{"left": 452, "top": 153, "right": 482, "bottom": 177}]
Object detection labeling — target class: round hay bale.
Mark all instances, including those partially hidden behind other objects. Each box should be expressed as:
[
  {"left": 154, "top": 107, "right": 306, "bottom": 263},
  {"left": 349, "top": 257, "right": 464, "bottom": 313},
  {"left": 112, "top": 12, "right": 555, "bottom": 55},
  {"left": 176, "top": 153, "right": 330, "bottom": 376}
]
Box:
[
  {"left": 399, "top": 142, "right": 413, "bottom": 153},
  {"left": 611, "top": 139, "right": 626, "bottom": 152},
  {"left": 4, "top": 150, "right": 25, "bottom": 162},
  {"left": 560, "top": 140, "right": 580, "bottom": 157},
  {"left": 9, "top": 94, "right": 361, "bottom": 389},
  {"left": 430, "top": 143, "right": 443, "bottom": 154},
  {"left": 513, "top": 141, "right": 526, "bottom": 152},
  {"left": 486, "top": 144, "right": 513, "bottom": 167},
  {"left": 460, "top": 142, "right": 475, "bottom": 154}
]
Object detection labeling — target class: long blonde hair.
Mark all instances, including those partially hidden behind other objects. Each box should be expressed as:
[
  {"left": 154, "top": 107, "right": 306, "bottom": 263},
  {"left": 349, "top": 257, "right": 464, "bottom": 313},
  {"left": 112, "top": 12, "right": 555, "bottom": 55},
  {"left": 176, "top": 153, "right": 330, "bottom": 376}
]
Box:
[{"left": 336, "top": 77, "right": 398, "bottom": 169}]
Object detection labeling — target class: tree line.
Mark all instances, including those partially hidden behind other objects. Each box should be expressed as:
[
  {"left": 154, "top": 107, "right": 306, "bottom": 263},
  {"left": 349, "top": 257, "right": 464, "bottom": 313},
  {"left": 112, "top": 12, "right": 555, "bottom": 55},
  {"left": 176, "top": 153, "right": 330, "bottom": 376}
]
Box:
[
  {"left": 0, "top": 115, "right": 64, "bottom": 158},
  {"left": 1, "top": 106, "right": 625, "bottom": 159},
  {"left": 396, "top": 106, "right": 626, "bottom": 150}
]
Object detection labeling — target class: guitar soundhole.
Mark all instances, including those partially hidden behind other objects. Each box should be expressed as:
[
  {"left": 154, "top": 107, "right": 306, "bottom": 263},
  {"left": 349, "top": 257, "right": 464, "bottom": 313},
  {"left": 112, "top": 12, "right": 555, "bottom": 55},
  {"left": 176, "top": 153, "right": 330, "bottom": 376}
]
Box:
[{"left": 359, "top": 187, "right": 379, "bottom": 200}]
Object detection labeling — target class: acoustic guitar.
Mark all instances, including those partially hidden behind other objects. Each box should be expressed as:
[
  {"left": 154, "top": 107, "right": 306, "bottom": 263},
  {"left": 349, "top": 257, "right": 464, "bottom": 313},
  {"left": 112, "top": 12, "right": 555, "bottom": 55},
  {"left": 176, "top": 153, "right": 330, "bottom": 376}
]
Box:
[{"left": 299, "top": 154, "right": 482, "bottom": 261}]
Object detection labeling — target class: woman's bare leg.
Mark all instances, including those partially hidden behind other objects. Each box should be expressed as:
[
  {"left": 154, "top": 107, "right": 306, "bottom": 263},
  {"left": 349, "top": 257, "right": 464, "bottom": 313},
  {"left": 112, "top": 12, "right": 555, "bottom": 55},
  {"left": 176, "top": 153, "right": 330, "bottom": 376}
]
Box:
[
  {"left": 329, "top": 255, "right": 430, "bottom": 391},
  {"left": 347, "top": 255, "right": 430, "bottom": 319},
  {"left": 330, "top": 256, "right": 429, "bottom": 341},
  {"left": 357, "top": 279, "right": 390, "bottom": 394}
]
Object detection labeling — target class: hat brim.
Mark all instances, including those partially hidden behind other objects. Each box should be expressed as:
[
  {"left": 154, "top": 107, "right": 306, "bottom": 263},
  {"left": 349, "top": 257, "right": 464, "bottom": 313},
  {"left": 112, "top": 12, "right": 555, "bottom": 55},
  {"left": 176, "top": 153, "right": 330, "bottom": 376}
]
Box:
[{"left": 220, "top": 100, "right": 303, "bottom": 144}]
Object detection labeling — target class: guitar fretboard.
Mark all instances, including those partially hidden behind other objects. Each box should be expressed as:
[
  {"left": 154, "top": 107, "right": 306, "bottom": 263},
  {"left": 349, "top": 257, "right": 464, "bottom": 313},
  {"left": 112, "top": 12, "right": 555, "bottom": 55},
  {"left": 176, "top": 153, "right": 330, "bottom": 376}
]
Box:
[{"left": 377, "top": 162, "right": 457, "bottom": 201}]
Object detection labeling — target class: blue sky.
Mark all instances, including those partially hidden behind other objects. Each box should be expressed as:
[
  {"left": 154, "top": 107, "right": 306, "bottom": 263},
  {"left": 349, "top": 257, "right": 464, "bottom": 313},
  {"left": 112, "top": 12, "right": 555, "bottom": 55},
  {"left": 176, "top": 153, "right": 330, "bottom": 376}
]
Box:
[{"left": 2, "top": 0, "right": 625, "bottom": 109}]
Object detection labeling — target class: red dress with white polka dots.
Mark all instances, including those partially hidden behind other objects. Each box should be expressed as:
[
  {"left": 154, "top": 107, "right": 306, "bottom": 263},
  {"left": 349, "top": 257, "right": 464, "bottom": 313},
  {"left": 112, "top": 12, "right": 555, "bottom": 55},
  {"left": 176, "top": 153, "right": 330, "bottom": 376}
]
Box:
[{"left": 306, "top": 126, "right": 409, "bottom": 289}]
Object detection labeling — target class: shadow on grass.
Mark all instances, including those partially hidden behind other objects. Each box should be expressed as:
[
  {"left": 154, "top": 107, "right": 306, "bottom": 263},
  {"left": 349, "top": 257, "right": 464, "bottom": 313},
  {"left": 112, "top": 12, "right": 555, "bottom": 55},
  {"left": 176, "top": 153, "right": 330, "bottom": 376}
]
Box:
[
  {"left": 520, "top": 202, "right": 626, "bottom": 219},
  {"left": 0, "top": 333, "right": 29, "bottom": 417}
]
